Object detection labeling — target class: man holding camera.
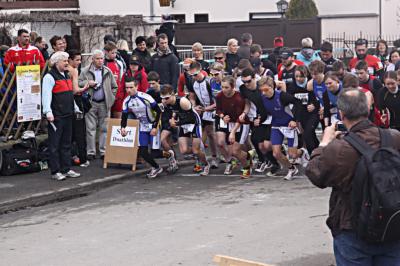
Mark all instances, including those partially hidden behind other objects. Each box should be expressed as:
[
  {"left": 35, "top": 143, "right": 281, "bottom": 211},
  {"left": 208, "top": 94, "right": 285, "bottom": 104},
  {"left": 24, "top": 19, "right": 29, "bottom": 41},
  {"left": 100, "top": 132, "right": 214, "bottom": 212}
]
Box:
[
  {"left": 78, "top": 49, "right": 118, "bottom": 160},
  {"left": 306, "top": 89, "right": 400, "bottom": 265},
  {"left": 42, "top": 51, "right": 81, "bottom": 181}
]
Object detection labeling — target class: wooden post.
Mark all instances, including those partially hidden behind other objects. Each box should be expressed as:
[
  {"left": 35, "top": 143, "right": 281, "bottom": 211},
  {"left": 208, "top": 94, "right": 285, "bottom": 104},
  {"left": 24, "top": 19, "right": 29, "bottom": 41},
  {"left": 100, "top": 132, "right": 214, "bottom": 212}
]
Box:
[{"left": 213, "top": 255, "right": 276, "bottom": 266}]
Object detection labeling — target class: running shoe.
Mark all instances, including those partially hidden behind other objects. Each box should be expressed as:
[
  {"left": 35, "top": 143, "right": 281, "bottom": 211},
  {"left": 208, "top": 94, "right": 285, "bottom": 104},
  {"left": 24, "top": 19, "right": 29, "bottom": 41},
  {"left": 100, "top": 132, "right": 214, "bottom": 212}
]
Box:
[
  {"left": 224, "top": 163, "right": 233, "bottom": 175},
  {"left": 255, "top": 161, "right": 270, "bottom": 173},
  {"left": 147, "top": 167, "right": 163, "bottom": 179},
  {"left": 266, "top": 164, "right": 284, "bottom": 177},
  {"left": 64, "top": 170, "right": 81, "bottom": 178},
  {"left": 200, "top": 163, "right": 210, "bottom": 176},
  {"left": 80, "top": 161, "right": 90, "bottom": 168},
  {"left": 241, "top": 168, "right": 252, "bottom": 179},
  {"left": 284, "top": 165, "right": 299, "bottom": 181},
  {"left": 300, "top": 148, "right": 310, "bottom": 168},
  {"left": 210, "top": 158, "right": 219, "bottom": 169},
  {"left": 51, "top": 172, "right": 66, "bottom": 181}
]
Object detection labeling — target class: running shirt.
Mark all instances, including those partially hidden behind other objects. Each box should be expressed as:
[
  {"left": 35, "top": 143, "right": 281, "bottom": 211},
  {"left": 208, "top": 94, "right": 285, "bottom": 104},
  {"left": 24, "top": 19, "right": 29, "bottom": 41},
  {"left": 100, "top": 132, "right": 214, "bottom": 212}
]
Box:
[
  {"left": 121, "top": 91, "right": 160, "bottom": 132},
  {"left": 288, "top": 82, "right": 320, "bottom": 117},
  {"left": 349, "top": 55, "right": 384, "bottom": 76},
  {"left": 322, "top": 86, "right": 342, "bottom": 123},
  {"left": 278, "top": 60, "right": 304, "bottom": 88},
  {"left": 313, "top": 79, "right": 327, "bottom": 106},
  {"left": 261, "top": 89, "right": 299, "bottom": 127},
  {"left": 216, "top": 91, "right": 246, "bottom": 126},
  {"left": 239, "top": 84, "right": 271, "bottom": 124},
  {"left": 210, "top": 78, "right": 222, "bottom": 97},
  {"left": 189, "top": 77, "right": 215, "bottom": 121},
  {"left": 165, "top": 98, "right": 200, "bottom": 126}
]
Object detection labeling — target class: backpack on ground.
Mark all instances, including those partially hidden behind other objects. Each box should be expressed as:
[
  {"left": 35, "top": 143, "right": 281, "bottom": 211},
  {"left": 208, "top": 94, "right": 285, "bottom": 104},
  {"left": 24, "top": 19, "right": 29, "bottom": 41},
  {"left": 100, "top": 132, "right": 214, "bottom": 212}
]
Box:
[
  {"left": 344, "top": 128, "right": 400, "bottom": 243},
  {"left": 0, "top": 137, "right": 41, "bottom": 176}
]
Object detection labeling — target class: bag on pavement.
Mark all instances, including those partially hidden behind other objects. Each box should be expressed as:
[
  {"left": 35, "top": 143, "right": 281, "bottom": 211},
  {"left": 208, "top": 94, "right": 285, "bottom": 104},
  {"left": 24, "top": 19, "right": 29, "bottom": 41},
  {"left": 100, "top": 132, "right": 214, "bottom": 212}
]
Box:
[
  {"left": 344, "top": 128, "right": 400, "bottom": 243},
  {"left": 0, "top": 137, "right": 41, "bottom": 176}
]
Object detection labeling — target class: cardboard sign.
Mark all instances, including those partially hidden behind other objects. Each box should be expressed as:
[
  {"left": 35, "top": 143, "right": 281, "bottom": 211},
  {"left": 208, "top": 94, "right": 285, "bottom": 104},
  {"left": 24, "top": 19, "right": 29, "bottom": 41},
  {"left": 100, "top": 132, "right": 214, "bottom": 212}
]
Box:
[
  {"left": 16, "top": 65, "right": 42, "bottom": 122},
  {"left": 103, "top": 118, "right": 139, "bottom": 171}
]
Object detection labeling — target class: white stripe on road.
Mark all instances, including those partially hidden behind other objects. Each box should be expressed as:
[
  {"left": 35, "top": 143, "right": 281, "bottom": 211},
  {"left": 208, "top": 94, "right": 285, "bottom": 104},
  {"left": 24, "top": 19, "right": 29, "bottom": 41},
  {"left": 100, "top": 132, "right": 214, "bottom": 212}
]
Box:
[{"left": 177, "top": 173, "right": 307, "bottom": 178}]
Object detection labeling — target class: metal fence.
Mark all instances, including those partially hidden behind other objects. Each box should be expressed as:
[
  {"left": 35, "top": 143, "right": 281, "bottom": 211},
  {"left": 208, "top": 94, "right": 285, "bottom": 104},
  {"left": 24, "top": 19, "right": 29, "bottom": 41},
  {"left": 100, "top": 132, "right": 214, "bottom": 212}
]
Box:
[{"left": 325, "top": 32, "right": 400, "bottom": 59}]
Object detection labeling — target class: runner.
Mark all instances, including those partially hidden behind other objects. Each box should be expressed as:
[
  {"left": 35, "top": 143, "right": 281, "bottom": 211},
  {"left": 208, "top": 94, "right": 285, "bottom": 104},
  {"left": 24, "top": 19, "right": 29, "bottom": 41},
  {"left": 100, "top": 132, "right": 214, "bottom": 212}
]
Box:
[
  {"left": 215, "top": 76, "right": 252, "bottom": 178},
  {"left": 278, "top": 47, "right": 304, "bottom": 89},
  {"left": 322, "top": 72, "right": 343, "bottom": 127},
  {"left": 120, "top": 76, "right": 162, "bottom": 179},
  {"left": 379, "top": 71, "right": 400, "bottom": 130},
  {"left": 259, "top": 76, "right": 304, "bottom": 180},
  {"left": 307, "top": 60, "right": 327, "bottom": 128},
  {"left": 160, "top": 85, "right": 210, "bottom": 176}
]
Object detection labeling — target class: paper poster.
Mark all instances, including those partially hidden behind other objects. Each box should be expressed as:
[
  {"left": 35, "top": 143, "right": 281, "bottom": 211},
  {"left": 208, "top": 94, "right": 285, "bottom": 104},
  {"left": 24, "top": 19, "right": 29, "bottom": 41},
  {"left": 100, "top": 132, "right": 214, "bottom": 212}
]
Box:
[
  {"left": 16, "top": 65, "right": 41, "bottom": 122},
  {"left": 110, "top": 126, "right": 136, "bottom": 148}
]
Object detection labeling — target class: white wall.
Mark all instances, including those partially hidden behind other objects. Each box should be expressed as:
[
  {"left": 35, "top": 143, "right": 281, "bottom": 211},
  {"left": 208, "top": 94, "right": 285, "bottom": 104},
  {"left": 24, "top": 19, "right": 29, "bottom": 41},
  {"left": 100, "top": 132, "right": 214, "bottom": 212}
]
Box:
[
  {"left": 321, "top": 17, "right": 379, "bottom": 40},
  {"left": 381, "top": 0, "right": 400, "bottom": 36}
]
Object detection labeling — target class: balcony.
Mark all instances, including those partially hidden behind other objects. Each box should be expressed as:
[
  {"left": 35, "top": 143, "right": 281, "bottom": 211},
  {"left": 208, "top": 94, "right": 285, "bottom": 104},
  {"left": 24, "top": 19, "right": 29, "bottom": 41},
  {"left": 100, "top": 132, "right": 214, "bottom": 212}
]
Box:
[{"left": 0, "top": 0, "right": 79, "bottom": 10}]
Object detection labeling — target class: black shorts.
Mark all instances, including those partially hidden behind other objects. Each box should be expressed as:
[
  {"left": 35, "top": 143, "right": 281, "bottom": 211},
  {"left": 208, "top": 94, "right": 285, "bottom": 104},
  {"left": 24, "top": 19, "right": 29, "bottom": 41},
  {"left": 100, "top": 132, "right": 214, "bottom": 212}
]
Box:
[
  {"left": 251, "top": 124, "right": 272, "bottom": 143},
  {"left": 201, "top": 119, "right": 214, "bottom": 127},
  {"left": 178, "top": 124, "right": 202, "bottom": 139},
  {"left": 219, "top": 124, "right": 250, "bottom": 145},
  {"left": 215, "top": 117, "right": 225, "bottom": 132}
]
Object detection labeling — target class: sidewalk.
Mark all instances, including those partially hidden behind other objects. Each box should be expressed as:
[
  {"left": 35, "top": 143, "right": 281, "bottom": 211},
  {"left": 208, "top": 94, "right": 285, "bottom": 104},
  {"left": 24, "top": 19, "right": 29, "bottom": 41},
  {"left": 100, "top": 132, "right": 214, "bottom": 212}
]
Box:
[{"left": 0, "top": 156, "right": 195, "bottom": 215}]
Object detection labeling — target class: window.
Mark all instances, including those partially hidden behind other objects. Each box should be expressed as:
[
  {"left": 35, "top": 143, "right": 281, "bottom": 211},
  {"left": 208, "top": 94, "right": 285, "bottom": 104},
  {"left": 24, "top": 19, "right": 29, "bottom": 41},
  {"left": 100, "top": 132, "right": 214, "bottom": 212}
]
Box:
[
  {"left": 194, "top": 14, "right": 209, "bottom": 23},
  {"left": 172, "top": 14, "right": 185, "bottom": 23}
]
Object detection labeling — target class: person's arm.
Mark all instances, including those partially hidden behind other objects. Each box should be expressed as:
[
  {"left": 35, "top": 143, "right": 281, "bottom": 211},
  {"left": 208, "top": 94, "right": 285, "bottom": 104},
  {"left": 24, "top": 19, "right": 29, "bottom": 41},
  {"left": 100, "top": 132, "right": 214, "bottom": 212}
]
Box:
[
  {"left": 280, "top": 91, "right": 301, "bottom": 121},
  {"left": 42, "top": 74, "right": 55, "bottom": 119},
  {"left": 141, "top": 71, "right": 149, "bottom": 93},
  {"left": 372, "top": 78, "right": 384, "bottom": 99},
  {"left": 120, "top": 97, "right": 131, "bottom": 128},
  {"left": 322, "top": 91, "right": 331, "bottom": 126},
  {"left": 215, "top": 94, "right": 223, "bottom": 117},
  {"left": 177, "top": 73, "right": 186, "bottom": 97},
  {"left": 36, "top": 49, "right": 46, "bottom": 70}
]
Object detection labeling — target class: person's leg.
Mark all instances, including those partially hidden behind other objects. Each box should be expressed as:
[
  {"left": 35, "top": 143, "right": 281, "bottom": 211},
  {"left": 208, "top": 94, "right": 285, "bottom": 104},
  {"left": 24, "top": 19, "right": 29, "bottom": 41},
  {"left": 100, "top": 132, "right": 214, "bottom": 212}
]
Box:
[
  {"left": 85, "top": 102, "right": 98, "bottom": 157},
  {"left": 373, "top": 240, "right": 400, "bottom": 265},
  {"left": 59, "top": 116, "right": 74, "bottom": 174},
  {"left": 48, "top": 118, "right": 62, "bottom": 175},
  {"left": 74, "top": 116, "right": 87, "bottom": 164},
  {"left": 216, "top": 131, "right": 230, "bottom": 162},
  {"left": 98, "top": 102, "right": 109, "bottom": 156},
  {"left": 333, "top": 231, "right": 372, "bottom": 266},
  {"left": 192, "top": 138, "right": 207, "bottom": 164},
  {"left": 303, "top": 115, "right": 320, "bottom": 154},
  {"left": 205, "top": 124, "right": 217, "bottom": 157},
  {"left": 250, "top": 126, "right": 266, "bottom": 163}
]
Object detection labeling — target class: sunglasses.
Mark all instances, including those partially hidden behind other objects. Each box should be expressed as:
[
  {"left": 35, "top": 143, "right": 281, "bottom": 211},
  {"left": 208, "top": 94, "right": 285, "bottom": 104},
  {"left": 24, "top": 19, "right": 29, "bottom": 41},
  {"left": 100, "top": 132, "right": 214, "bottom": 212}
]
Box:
[
  {"left": 214, "top": 57, "right": 224, "bottom": 60},
  {"left": 210, "top": 72, "right": 220, "bottom": 77},
  {"left": 189, "top": 71, "right": 201, "bottom": 77},
  {"left": 241, "top": 79, "right": 252, "bottom": 84},
  {"left": 161, "top": 95, "right": 172, "bottom": 100}
]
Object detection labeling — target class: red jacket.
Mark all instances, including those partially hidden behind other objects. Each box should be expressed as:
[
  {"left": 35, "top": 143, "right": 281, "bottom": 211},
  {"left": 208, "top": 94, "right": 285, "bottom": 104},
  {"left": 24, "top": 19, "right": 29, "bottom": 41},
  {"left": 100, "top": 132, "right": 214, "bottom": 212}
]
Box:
[
  {"left": 4, "top": 43, "right": 45, "bottom": 71},
  {"left": 348, "top": 55, "right": 383, "bottom": 76},
  {"left": 112, "top": 67, "right": 148, "bottom": 112},
  {"left": 277, "top": 60, "right": 304, "bottom": 80}
]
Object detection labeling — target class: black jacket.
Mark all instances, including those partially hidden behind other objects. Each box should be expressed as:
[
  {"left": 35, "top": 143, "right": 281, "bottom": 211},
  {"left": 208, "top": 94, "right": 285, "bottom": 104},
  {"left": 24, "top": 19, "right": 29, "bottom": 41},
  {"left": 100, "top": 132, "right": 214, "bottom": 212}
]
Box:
[
  {"left": 225, "top": 53, "right": 240, "bottom": 75},
  {"left": 133, "top": 48, "right": 152, "bottom": 73},
  {"left": 150, "top": 52, "right": 180, "bottom": 91}
]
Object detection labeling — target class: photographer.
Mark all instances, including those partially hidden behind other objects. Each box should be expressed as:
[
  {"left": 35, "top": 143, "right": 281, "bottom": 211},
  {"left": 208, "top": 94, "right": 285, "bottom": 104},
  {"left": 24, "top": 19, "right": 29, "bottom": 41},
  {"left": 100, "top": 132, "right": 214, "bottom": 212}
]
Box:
[{"left": 306, "top": 89, "right": 400, "bottom": 265}]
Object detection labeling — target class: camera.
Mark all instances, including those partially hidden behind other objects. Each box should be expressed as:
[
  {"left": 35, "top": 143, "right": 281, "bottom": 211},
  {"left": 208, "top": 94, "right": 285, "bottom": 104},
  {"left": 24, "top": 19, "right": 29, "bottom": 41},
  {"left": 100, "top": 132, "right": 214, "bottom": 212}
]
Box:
[{"left": 335, "top": 122, "right": 347, "bottom": 132}]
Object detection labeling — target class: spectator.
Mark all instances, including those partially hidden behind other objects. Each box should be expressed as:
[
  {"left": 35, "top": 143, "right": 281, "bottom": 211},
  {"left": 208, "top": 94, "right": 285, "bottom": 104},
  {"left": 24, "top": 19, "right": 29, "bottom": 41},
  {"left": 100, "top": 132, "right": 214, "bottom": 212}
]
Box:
[
  {"left": 116, "top": 39, "right": 130, "bottom": 67},
  {"left": 348, "top": 38, "right": 383, "bottom": 78},
  {"left": 150, "top": 33, "right": 179, "bottom": 91},
  {"left": 306, "top": 88, "right": 400, "bottom": 266},
  {"left": 34, "top": 36, "right": 49, "bottom": 61},
  {"left": 78, "top": 49, "right": 118, "bottom": 160},
  {"left": 4, "top": 28, "right": 45, "bottom": 71},
  {"left": 125, "top": 54, "right": 148, "bottom": 93},
  {"left": 278, "top": 47, "right": 304, "bottom": 89},
  {"left": 132, "top": 36, "right": 152, "bottom": 72},
  {"left": 104, "top": 42, "right": 126, "bottom": 118},
  {"left": 192, "top": 42, "right": 209, "bottom": 73},
  {"left": 319, "top": 41, "right": 338, "bottom": 73},
  {"left": 103, "top": 34, "right": 116, "bottom": 45},
  {"left": 296, "top": 37, "right": 320, "bottom": 66},
  {"left": 250, "top": 44, "right": 277, "bottom": 75},
  {"left": 64, "top": 35, "right": 79, "bottom": 51},
  {"left": 42, "top": 51, "right": 81, "bottom": 181},
  {"left": 29, "top": 31, "right": 38, "bottom": 45},
  {"left": 268, "top": 36, "right": 284, "bottom": 67},
  {"left": 379, "top": 71, "right": 400, "bottom": 130},
  {"left": 214, "top": 48, "right": 227, "bottom": 73},
  {"left": 155, "top": 14, "right": 180, "bottom": 60},
  {"left": 375, "top": 39, "right": 389, "bottom": 69},
  {"left": 388, "top": 49, "right": 400, "bottom": 71},
  {"left": 237, "top": 32, "right": 253, "bottom": 60},
  {"left": 49, "top": 35, "right": 66, "bottom": 53},
  {"left": 225, "top": 38, "right": 240, "bottom": 75},
  {"left": 146, "top": 36, "right": 157, "bottom": 56},
  {"left": 332, "top": 60, "right": 348, "bottom": 83}
]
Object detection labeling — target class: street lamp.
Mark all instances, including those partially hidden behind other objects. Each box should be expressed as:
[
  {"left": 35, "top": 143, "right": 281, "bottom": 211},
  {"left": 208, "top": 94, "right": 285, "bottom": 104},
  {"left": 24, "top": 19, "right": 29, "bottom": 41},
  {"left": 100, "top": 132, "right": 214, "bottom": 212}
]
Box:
[{"left": 276, "top": 0, "right": 289, "bottom": 18}]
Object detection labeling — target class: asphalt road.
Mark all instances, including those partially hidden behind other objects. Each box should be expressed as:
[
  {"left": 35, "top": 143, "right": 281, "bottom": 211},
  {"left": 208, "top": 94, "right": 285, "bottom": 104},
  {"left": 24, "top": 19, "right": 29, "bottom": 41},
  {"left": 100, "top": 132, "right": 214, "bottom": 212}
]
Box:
[{"left": 0, "top": 165, "right": 336, "bottom": 266}]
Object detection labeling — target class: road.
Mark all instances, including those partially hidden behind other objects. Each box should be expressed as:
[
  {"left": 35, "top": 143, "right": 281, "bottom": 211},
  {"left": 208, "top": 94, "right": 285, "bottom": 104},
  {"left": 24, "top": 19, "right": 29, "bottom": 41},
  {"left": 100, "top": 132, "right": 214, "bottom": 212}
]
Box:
[{"left": 0, "top": 165, "right": 335, "bottom": 266}]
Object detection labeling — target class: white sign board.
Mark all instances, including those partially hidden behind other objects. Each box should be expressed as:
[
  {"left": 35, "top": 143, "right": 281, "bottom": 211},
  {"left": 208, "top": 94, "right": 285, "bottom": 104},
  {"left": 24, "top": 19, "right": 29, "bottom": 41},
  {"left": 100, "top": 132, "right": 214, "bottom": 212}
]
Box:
[
  {"left": 16, "top": 65, "right": 42, "bottom": 122},
  {"left": 110, "top": 126, "right": 137, "bottom": 148}
]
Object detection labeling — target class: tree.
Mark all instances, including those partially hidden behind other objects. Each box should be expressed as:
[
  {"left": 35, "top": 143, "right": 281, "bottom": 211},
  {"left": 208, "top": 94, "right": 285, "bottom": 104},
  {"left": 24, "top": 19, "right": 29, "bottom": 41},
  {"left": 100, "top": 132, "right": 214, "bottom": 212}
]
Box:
[{"left": 286, "top": 0, "right": 318, "bottom": 20}]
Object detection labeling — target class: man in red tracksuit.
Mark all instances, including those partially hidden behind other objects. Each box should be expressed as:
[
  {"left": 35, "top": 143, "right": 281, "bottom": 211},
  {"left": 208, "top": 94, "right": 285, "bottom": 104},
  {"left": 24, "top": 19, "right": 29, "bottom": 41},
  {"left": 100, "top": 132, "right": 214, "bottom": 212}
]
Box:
[{"left": 4, "top": 29, "right": 45, "bottom": 72}]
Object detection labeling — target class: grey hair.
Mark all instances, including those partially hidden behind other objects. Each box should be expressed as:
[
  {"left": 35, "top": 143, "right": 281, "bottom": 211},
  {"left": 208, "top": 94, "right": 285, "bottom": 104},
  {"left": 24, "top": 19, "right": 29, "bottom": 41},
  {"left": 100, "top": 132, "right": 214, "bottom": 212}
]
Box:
[
  {"left": 50, "top": 51, "right": 69, "bottom": 66},
  {"left": 92, "top": 49, "right": 104, "bottom": 58},
  {"left": 337, "top": 88, "right": 369, "bottom": 121}
]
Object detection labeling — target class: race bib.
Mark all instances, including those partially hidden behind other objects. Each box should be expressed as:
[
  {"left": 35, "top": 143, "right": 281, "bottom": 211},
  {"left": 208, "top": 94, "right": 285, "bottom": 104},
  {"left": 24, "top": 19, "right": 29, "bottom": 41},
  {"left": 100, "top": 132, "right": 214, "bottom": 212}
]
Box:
[
  {"left": 295, "top": 93, "right": 309, "bottom": 105},
  {"left": 140, "top": 123, "right": 152, "bottom": 132},
  {"left": 181, "top": 124, "right": 195, "bottom": 134},
  {"left": 277, "top": 127, "right": 295, "bottom": 139},
  {"left": 262, "top": 115, "right": 272, "bottom": 125},
  {"left": 202, "top": 111, "right": 214, "bottom": 121},
  {"left": 219, "top": 119, "right": 228, "bottom": 129}
]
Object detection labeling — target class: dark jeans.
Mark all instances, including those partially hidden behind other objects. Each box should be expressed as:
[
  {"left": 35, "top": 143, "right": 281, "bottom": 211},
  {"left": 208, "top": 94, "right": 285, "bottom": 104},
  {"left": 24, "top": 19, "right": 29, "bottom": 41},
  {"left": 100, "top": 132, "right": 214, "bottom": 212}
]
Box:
[
  {"left": 72, "top": 114, "right": 87, "bottom": 164},
  {"left": 334, "top": 231, "right": 400, "bottom": 266},
  {"left": 300, "top": 114, "right": 320, "bottom": 154},
  {"left": 48, "top": 115, "right": 73, "bottom": 175}
]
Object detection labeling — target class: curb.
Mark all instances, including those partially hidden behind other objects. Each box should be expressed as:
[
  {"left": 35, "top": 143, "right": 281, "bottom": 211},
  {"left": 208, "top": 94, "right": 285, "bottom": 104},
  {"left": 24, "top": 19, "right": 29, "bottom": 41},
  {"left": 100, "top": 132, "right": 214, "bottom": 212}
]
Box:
[{"left": 0, "top": 160, "right": 195, "bottom": 215}]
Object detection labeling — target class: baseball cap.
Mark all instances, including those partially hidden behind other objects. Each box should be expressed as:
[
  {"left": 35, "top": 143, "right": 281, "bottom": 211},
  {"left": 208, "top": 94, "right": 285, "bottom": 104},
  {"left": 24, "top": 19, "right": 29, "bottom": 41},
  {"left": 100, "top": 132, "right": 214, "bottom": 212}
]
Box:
[
  {"left": 129, "top": 55, "right": 140, "bottom": 65},
  {"left": 279, "top": 47, "right": 294, "bottom": 59},
  {"left": 274, "top": 37, "right": 284, "bottom": 48}
]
